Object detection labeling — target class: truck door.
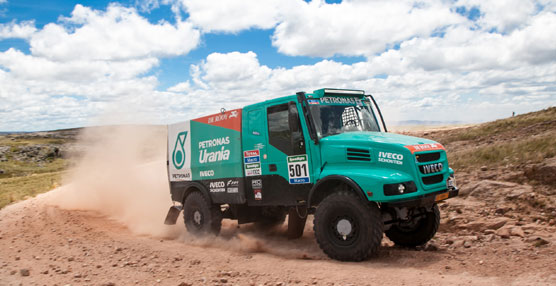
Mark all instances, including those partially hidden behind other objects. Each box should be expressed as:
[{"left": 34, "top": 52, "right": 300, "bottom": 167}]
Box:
[{"left": 260, "top": 101, "right": 312, "bottom": 205}]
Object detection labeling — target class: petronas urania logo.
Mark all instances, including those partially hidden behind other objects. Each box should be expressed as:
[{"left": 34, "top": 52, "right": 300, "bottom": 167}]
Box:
[{"left": 172, "top": 131, "right": 188, "bottom": 169}]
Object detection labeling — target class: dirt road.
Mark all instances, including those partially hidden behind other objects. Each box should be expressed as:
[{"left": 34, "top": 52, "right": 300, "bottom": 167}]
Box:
[
  {"left": 1, "top": 189, "right": 555, "bottom": 285},
  {"left": 1, "top": 125, "right": 555, "bottom": 285}
]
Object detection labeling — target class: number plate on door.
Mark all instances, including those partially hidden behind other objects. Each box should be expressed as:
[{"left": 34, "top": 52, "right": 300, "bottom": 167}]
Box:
[{"left": 287, "top": 154, "right": 310, "bottom": 184}]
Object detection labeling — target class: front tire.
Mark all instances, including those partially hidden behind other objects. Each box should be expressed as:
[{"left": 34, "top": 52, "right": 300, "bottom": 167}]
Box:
[
  {"left": 313, "top": 191, "right": 383, "bottom": 261},
  {"left": 385, "top": 204, "right": 440, "bottom": 247},
  {"left": 183, "top": 192, "right": 222, "bottom": 235}
]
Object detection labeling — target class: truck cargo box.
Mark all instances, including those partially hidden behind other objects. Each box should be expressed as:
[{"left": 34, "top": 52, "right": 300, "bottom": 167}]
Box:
[{"left": 168, "top": 109, "right": 245, "bottom": 203}]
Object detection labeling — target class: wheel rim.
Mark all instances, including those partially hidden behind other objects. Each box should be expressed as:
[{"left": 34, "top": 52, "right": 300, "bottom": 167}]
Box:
[
  {"left": 193, "top": 210, "right": 202, "bottom": 225},
  {"left": 328, "top": 213, "right": 360, "bottom": 247},
  {"left": 189, "top": 208, "right": 204, "bottom": 230}
]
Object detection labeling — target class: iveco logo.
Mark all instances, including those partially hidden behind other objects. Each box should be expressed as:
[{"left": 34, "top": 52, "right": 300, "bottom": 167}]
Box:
[{"left": 420, "top": 163, "right": 443, "bottom": 174}]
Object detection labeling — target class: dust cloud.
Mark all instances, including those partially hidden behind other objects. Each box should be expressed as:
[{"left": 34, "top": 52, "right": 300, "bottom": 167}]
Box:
[
  {"left": 46, "top": 124, "right": 323, "bottom": 259},
  {"left": 47, "top": 125, "right": 184, "bottom": 239}
]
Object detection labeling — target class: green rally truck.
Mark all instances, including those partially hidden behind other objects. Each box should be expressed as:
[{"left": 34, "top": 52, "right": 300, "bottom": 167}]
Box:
[{"left": 165, "top": 88, "right": 458, "bottom": 261}]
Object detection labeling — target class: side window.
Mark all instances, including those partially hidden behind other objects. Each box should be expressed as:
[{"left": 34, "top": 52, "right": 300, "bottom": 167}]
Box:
[{"left": 267, "top": 102, "right": 305, "bottom": 155}]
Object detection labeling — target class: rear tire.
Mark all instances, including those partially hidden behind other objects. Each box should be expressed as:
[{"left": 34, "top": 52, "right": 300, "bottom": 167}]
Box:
[
  {"left": 385, "top": 204, "right": 440, "bottom": 247},
  {"left": 313, "top": 191, "right": 383, "bottom": 261},
  {"left": 183, "top": 192, "right": 222, "bottom": 235}
]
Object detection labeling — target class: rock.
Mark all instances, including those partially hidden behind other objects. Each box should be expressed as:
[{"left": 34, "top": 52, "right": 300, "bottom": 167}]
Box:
[
  {"left": 463, "top": 241, "right": 472, "bottom": 248},
  {"left": 424, "top": 243, "right": 439, "bottom": 251},
  {"left": 524, "top": 157, "right": 556, "bottom": 186},
  {"left": 178, "top": 283, "right": 193, "bottom": 286},
  {"left": 486, "top": 217, "right": 509, "bottom": 230},
  {"left": 496, "top": 226, "right": 511, "bottom": 238},
  {"left": 102, "top": 283, "right": 115, "bottom": 286},
  {"left": 20, "top": 268, "right": 30, "bottom": 276},
  {"left": 461, "top": 221, "right": 486, "bottom": 232},
  {"left": 452, "top": 240, "right": 464, "bottom": 247},
  {"left": 480, "top": 166, "right": 488, "bottom": 171},
  {"left": 462, "top": 180, "right": 527, "bottom": 199},
  {"left": 532, "top": 238, "right": 550, "bottom": 247},
  {"left": 510, "top": 227, "right": 525, "bottom": 238},
  {"left": 526, "top": 236, "right": 550, "bottom": 247}
]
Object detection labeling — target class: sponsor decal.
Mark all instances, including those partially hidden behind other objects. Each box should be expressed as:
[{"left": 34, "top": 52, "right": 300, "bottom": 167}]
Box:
[
  {"left": 244, "top": 150, "right": 260, "bottom": 157},
  {"left": 254, "top": 189, "right": 262, "bottom": 200},
  {"left": 405, "top": 143, "right": 445, "bottom": 154},
  {"left": 308, "top": 99, "right": 320, "bottom": 105},
  {"left": 198, "top": 136, "right": 231, "bottom": 164},
  {"left": 244, "top": 156, "right": 260, "bottom": 163},
  {"left": 171, "top": 173, "right": 191, "bottom": 180},
  {"left": 378, "top": 151, "right": 404, "bottom": 165},
  {"left": 172, "top": 131, "right": 188, "bottom": 169},
  {"left": 194, "top": 109, "right": 242, "bottom": 132},
  {"left": 207, "top": 113, "right": 236, "bottom": 124},
  {"left": 320, "top": 96, "right": 362, "bottom": 105},
  {"left": 421, "top": 162, "right": 443, "bottom": 174},
  {"left": 244, "top": 150, "right": 262, "bottom": 177},
  {"left": 226, "top": 179, "right": 240, "bottom": 193},
  {"left": 254, "top": 143, "right": 265, "bottom": 149},
  {"left": 251, "top": 179, "right": 262, "bottom": 189},
  {"left": 199, "top": 170, "right": 214, "bottom": 177},
  {"left": 287, "top": 154, "right": 310, "bottom": 184},
  {"left": 209, "top": 181, "right": 226, "bottom": 193},
  {"left": 227, "top": 179, "right": 239, "bottom": 186}
]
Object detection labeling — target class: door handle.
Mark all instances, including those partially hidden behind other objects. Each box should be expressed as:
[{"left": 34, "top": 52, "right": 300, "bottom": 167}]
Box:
[{"left": 269, "top": 164, "right": 277, "bottom": 172}]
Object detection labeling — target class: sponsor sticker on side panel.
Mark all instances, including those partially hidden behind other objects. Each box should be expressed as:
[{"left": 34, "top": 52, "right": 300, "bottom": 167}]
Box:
[{"left": 244, "top": 150, "right": 262, "bottom": 177}]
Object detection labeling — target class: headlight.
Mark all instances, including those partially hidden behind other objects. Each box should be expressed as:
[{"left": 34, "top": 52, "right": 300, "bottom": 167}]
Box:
[
  {"left": 447, "top": 175, "right": 457, "bottom": 189},
  {"left": 384, "top": 181, "right": 417, "bottom": 196}
]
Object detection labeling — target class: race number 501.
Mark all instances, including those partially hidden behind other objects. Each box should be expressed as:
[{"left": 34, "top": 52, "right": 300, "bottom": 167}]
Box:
[{"left": 287, "top": 155, "right": 310, "bottom": 184}]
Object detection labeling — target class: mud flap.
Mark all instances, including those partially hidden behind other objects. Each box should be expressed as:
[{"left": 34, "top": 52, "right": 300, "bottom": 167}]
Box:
[
  {"left": 164, "top": 205, "right": 183, "bottom": 225},
  {"left": 287, "top": 207, "right": 307, "bottom": 239}
]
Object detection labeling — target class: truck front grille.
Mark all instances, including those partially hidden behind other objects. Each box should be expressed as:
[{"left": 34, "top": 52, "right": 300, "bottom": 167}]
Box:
[
  {"left": 415, "top": 152, "right": 440, "bottom": 163},
  {"left": 422, "top": 174, "right": 444, "bottom": 185}
]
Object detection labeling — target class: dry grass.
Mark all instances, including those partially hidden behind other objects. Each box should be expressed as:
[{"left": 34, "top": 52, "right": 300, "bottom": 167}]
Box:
[
  {"left": 448, "top": 131, "right": 556, "bottom": 170},
  {"left": 0, "top": 171, "right": 64, "bottom": 209},
  {"left": 441, "top": 107, "right": 556, "bottom": 144}
]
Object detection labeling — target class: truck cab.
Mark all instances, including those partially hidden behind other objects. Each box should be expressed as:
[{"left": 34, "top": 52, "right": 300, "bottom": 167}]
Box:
[{"left": 166, "top": 88, "right": 458, "bottom": 261}]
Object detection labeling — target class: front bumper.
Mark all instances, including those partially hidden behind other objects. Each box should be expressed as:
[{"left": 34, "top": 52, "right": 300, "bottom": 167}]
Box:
[{"left": 381, "top": 188, "right": 458, "bottom": 208}]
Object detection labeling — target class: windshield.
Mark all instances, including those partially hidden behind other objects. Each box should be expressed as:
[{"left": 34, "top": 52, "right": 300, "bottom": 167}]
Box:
[{"left": 308, "top": 97, "right": 380, "bottom": 138}]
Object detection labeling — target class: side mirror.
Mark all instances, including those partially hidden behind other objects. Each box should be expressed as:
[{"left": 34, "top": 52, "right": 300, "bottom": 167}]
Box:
[{"left": 288, "top": 102, "right": 300, "bottom": 133}]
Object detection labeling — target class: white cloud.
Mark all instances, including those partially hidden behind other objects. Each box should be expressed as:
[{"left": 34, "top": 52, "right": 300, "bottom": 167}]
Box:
[
  {"left": 0, "top": 21, "right": 37, "bottom": 40},
  {"left": 29, "top": 4, "right": 200, "bottom": 61},
  {"left": 170, "top": 49, "right": 555, "bottom": 125},
  {"left": 178, "top": 0, "right": 291, "bottom": 32},
  {"left": 456, "top": 0, "right": 538, "bottom": 33},
  {"left": 0, "top": 0, "right": 6, "bottom": 4},
  {"left": 272, "top": 0, "right": 465, "bottom": 57},
  {"left": 0, "top": 3, "right": 201, "bottom": 131},
  {"left": 1, "top": 1, "right": 555, "bottom": 131}
]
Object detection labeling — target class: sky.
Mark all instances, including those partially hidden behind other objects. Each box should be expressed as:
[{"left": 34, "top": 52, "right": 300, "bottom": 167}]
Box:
[{"left": 0, "top": 0, "right": 555, "bottom": 131}]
